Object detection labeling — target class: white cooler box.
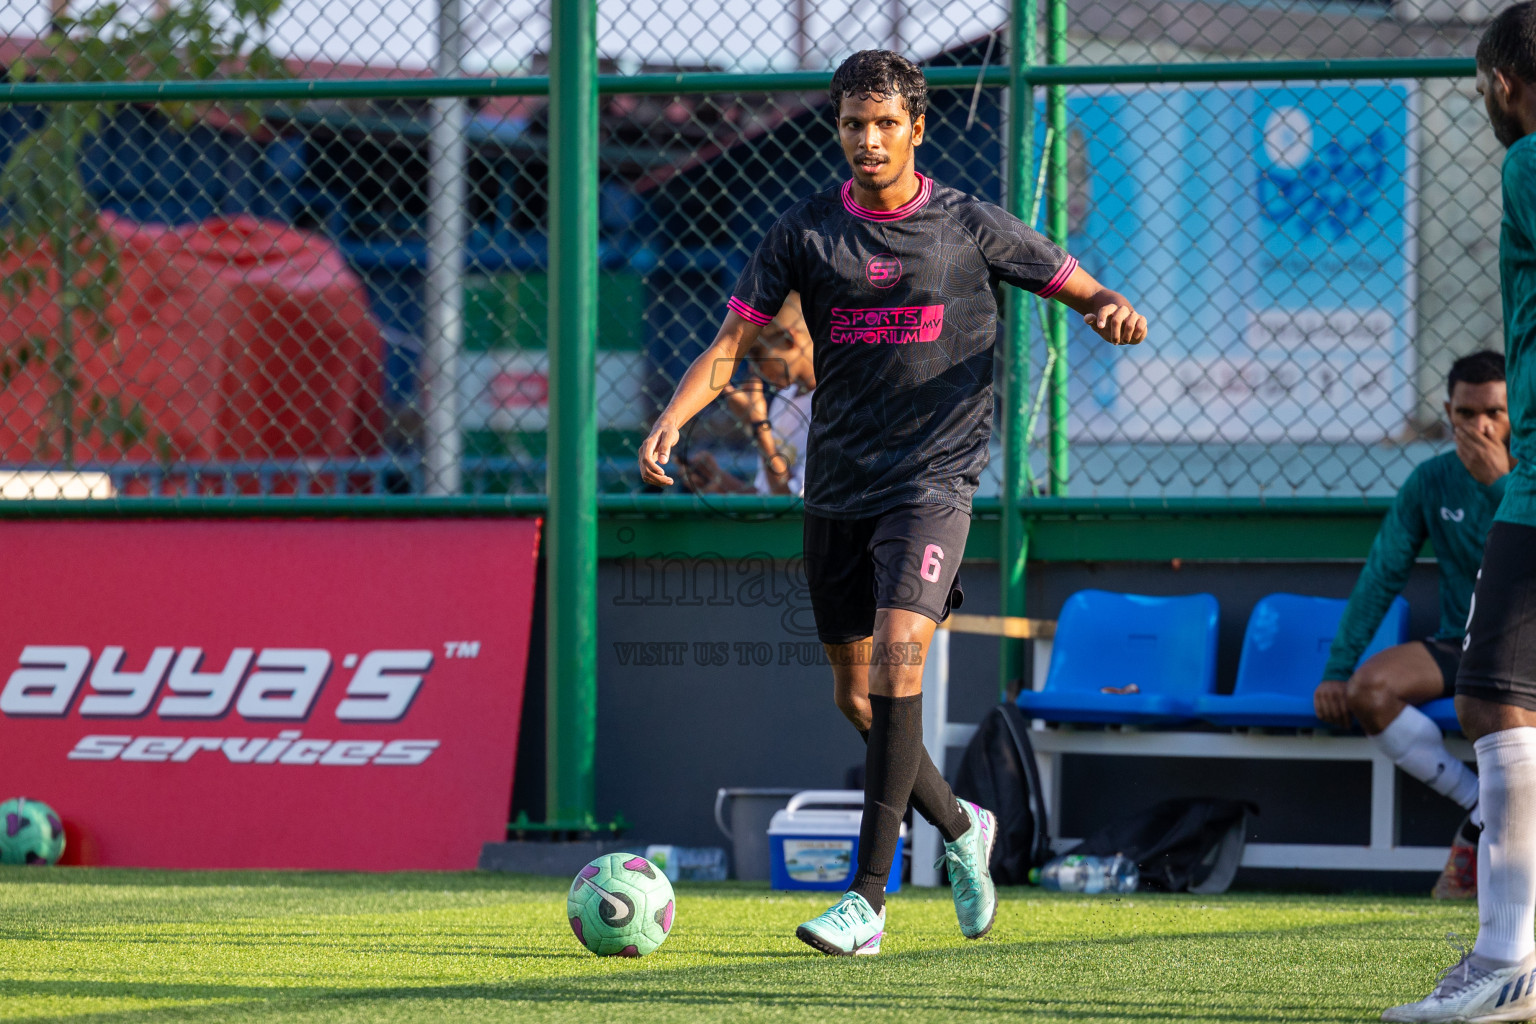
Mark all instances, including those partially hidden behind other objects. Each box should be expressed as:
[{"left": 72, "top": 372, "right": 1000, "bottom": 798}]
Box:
[{"left": 768, "top": 789, "right": 905, "bottom": 893}]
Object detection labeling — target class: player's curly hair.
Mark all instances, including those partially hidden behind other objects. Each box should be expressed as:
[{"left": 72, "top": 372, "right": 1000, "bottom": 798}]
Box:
[
  {"left": 1477, "top": 1, "right": 1536, "bottom": 83},
  {"left": 829, "top": 50, "right": 928, "bottom": 123}
]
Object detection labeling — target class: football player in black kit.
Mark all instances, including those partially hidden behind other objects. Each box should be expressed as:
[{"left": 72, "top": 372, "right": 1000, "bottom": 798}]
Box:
[{"left": 638, "top": 49, "right": 1147, "bottom": 955}]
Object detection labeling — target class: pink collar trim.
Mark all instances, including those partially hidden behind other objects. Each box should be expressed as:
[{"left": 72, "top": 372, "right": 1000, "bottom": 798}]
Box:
[{"left": 841, "top": 173, "right": 933, "bottom": 222}]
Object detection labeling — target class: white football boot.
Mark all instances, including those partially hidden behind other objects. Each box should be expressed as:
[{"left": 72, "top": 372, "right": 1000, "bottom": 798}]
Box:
[{"left": 1382, "top": 949, "right": 1536, "bottom": 1022}]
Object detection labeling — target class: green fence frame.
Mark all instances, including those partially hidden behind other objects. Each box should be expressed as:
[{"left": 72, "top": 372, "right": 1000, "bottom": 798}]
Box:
[{"left": 0, "top": 10, "right": 1477, "bottom": 828}]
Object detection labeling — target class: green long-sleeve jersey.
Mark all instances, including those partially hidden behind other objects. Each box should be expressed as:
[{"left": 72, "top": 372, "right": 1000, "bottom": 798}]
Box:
[
  {"left": 1497, "top": 133, "right": 1536, "bottom": 528},
  {"left": 1322, "top": 451, "right": 1505, "bottom": 681}
]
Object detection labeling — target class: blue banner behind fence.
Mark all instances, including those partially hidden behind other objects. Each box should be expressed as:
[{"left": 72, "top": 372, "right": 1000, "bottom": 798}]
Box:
[{"left": 1065, "top": 81, "right": 1417, "bottom": 447}]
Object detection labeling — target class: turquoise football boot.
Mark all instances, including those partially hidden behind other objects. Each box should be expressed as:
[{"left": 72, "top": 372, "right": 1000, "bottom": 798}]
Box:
[
  {"left": 936, "top": 800, "right": 998, "bottom": 939},
  {"left": 795, "top": 891, "right": 885, "bottom": 955}
]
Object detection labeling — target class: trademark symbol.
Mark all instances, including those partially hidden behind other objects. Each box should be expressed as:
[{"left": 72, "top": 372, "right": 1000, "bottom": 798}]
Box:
[{"left": 444, "top": 642, "right": 481, "bottom": 659}]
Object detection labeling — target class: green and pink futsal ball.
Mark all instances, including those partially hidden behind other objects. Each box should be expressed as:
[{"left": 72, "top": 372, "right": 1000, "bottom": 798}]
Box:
[{"left": 568, "top": 853, "right": 675, "bottom": 956}]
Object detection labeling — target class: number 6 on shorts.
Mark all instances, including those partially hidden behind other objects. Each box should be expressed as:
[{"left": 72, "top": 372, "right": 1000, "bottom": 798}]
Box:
[{"left": 921, "top": 544, "right": 944, "bottom": 583}]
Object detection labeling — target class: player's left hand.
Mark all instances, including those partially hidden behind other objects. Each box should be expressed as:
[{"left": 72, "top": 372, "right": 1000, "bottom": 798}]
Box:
[
  {"left": 1085, "top": 303, "right": 1147, "bottom": 346},
  {"left": 1454, "top": 421, "right": 1512, "bottom": 486}
]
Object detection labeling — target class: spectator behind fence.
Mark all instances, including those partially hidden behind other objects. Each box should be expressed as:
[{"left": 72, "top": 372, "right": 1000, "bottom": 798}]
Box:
[
  {"left": 1313, "top": 350, "right": 1510, "bottom": 900},
  {"left": 683, "top": 293, "right": 816, "bottom": 497}
]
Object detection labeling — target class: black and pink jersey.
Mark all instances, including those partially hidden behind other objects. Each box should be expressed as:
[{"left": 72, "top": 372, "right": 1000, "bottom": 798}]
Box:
[{"left": 729, "top": 173, "right": 1076, "bottom": 518}]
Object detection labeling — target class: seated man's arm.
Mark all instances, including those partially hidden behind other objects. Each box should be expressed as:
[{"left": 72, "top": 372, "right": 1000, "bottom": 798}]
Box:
[{"left": 1315, "top": 471, "right": 1429, "bottom": 727}]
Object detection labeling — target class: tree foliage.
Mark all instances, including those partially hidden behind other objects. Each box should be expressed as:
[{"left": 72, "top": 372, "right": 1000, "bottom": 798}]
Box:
[{"left": 0, "top": 0, "right": 286, "bottom": 463}]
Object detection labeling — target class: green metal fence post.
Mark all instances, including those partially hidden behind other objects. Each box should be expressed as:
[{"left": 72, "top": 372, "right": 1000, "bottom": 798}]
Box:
[
  {"left": 1046, "top": 0, "right": 1070, "bottom": 496},
  {"left": 999, "top": 0, "right": 1036, "bottom": 698},
  {"left": 546, "top": 0, "right": 599, "bottom": 830}
]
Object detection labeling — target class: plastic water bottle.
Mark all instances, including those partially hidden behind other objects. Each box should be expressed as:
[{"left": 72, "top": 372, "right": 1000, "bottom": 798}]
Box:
[
  {"left": 1031, "top": 854, "right": 1139, "bottom": 894},
  {"left": 644, "top": 845, "right": 728, "bottom": 882}
]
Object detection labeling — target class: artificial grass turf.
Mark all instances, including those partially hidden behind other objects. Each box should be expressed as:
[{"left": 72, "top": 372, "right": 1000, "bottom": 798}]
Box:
[{"left": 0, "top": 867, "right": 1480, "bottom": 1023}]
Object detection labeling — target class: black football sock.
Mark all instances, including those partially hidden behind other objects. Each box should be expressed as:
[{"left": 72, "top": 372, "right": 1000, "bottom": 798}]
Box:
[
  {"left": 1460, "top": 808, "right": 1483, "bottom": 846},
  {"left": 859, "top": 728, "right": 969, "bottom": 844},
  {"left": 851, "top": 693, "right": 925, "bottom": 913}
]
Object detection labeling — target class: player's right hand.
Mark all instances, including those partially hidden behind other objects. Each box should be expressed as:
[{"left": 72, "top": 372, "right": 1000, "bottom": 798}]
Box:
[
  {"left": 1313, "top": 679, "right": 1351, "bottom": 729},
  {"left": 1454, "top": 421, "right": 1513, "bottom": 486},
  {"left": 639, "top": 422, "right": 681, "bottom": 487}
]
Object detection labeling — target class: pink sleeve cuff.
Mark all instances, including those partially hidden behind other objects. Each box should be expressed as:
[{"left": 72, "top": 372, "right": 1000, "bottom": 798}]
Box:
[
  {"left": 1037, "top": 255, "right": 1079, "bottom": 299},
  {"left": 727, "top": 296, "right": 774, "bottom": 326}
]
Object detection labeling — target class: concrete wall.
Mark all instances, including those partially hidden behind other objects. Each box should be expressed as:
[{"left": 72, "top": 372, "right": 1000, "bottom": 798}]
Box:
[{"left": 547, "top": 556, "right": 1462, "bottom": 860}]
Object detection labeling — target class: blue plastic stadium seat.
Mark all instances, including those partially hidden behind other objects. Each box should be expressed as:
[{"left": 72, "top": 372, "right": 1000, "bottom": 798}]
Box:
[
  {"left": 1015, "top": 590, "right": 1219, "bottom": 725},
  {"left": 1194, "top": 593, "right": 1409, "bottom": 728}
]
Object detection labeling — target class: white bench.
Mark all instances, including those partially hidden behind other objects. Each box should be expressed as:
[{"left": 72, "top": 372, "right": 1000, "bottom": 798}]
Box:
[{"left": 910, "top": 616, "right": 1464, "bottom": 887}]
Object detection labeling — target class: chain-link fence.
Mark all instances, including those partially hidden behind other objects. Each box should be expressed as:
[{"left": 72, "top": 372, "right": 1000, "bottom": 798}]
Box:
[{"left": 0, "top": 0, "right": 1507, "bottom": 501}]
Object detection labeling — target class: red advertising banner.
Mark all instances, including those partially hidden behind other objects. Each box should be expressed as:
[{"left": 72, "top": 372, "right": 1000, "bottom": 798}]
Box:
[{"left": 0, "top": 519, "right": 540, "bottom": 870}]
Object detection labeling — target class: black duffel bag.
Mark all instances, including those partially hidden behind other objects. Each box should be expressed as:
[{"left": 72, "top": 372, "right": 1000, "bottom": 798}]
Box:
[
  {"left": 1072, "top": 798, "right": 1256, "bottom": 894},
  {"left": 950, "top": 702, "right": 1052, "bottom": 884}
]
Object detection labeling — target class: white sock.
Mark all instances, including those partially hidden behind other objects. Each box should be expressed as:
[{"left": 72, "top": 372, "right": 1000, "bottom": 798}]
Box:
[
  {"left": 1373, "top": 705, "right": 1480, "bottom": 810},
  {"left": 1472, "top": 727, "right": 1536, "bottom": 966}
]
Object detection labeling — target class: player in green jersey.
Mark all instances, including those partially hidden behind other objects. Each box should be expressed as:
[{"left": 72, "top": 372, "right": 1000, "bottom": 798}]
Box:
[
  {"left": 1385, "top": 5, "right": 1536, "bottom": 1020},
  {"left": 1315, "top": 352, "right": 1508, "bottom": 901}
]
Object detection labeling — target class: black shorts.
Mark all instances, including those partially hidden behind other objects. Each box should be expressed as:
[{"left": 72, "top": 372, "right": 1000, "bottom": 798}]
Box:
[
  {"left": 1455, "top": 521, "right": 1536, "bottom": 712},
  {"left": 803, "top": 503, "right": 969, "bottom": 645},
  {"left": 1420, "top": 637, "right": 1462, "bottom": 699}
]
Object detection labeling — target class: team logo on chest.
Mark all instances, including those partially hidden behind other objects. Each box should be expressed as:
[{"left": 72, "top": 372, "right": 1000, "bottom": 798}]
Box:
[{"left": 865, "top": 253, "right": 903, "bottom": 289}]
